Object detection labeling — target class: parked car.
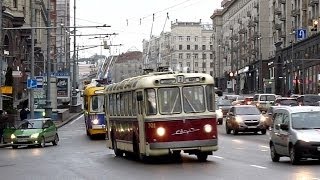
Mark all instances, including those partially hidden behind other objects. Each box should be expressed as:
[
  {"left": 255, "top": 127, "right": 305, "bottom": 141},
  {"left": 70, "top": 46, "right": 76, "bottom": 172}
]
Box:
[
  {"left": 252, "top": 94, "right": 277, "bottom": 112},
  {"left": 225, "top": 105, "right": 268, "bottom": 135},
  {"left": 3, "top": 118, "right": 59, "bottom": 149},
  {"left": 217, "top": 100, "right": 233, "bottom": 117},
  {"left": 269, "top": 106, "right": 320, "bottom": 164},
  {"left": 274, "top": 97, "right": 298, "bottom": 106},
  {"left": 297, "top": 94, "right": 320, "bottom": 106}
]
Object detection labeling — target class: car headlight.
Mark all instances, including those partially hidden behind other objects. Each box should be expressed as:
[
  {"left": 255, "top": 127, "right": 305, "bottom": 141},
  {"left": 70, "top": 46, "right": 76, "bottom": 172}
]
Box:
[
  {"left": 156, "top": 127, "right": 165, "bottom": 137},
  {"left": 204, "top": 124, "right": 212, "bottom": 133},
  {"left": 260, "top": 116, "right": 267, "bottom": 122},
  {"left": 92, "top": 119, "right": 99, "bottom": 125},
  {"left": 31, "top": 133, "right": 39, "bottom": 138},
  {"left": 11, "top": 134, "right": 16, "bottom": 139},
  {"left": 235, "top": 116, "right": 243, "bottom": 123},
  {"left": 256, "top": 103, "right": 260, "bottom": 107}
]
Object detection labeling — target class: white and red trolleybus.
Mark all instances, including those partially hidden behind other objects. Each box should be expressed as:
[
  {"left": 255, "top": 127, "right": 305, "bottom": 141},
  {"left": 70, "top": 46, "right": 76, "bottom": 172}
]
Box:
[{"left": 104, "top": 72, "right": 218, "bottom": 161}]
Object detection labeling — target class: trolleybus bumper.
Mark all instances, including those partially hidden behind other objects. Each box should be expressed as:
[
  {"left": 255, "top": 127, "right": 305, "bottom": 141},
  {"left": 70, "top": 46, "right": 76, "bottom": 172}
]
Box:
[{"left": 146, "top": 139, "right": 218, "bottom": 156}]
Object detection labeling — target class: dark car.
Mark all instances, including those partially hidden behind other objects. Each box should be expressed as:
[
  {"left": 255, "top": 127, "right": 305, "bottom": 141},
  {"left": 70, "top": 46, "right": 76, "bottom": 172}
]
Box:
[
  {"left": 225, "top": 105, "right": 268, "bottom": 135},
  {"left": 274, "top": 97, "right": 298, "bottom": 106},
  {"left": 297, "top": 94, "right": 320, "bottom": 106},
  {"left": 217, "top": 100, "right": 232, "bottom": 117}
]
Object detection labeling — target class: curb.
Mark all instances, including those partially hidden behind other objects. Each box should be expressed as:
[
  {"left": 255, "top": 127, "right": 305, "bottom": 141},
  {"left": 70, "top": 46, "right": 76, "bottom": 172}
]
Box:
[{"left": 57, "top": 112, "right": 84, "bottom": 128}]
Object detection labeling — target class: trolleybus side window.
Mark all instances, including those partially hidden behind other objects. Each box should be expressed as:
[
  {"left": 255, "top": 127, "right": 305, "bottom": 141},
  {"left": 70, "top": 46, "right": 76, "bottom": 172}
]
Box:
[
  {"left": 108, "top": 95, "right": 113, "bottom": 116},
  {"left": 183, "top": 86, "right": 205, "bottom": 113},
  {"left": 116, "top": 93, "right": 121, "bottom": 116},
  {"left": 113, "top": 94, "right": 116, "bottom": 116},
  {"left": 120, "top": 93, "right": 125, "bottom": 116},
  {"left": 132, "top": 91, "right": 137, "bottom": 116},
  {"left": 206, "top": 85, "right": 214, "bottom": 112},
  {"left": 158, "top": 87, "right": 181, "bottom": 115},
  {"left": 91, "top": 95, "right": 104, "bottom": 112},
  {"left": 84, "top": 96, "right": 88, "bottom": 110},
  {"left": 146, "top": 89, "right": 157, "bottom": 115},
  {"left": 128, "top": 92, "right": 132, "bottom": 116}
]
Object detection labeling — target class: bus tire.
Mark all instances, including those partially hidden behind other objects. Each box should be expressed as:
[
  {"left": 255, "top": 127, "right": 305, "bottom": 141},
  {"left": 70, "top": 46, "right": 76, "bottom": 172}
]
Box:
[
  {"left": 197, "top": 153, "right": 208, "bottom": 162},
  {"left": 112, "top": 137, "right": 123, "bottom": 157}
]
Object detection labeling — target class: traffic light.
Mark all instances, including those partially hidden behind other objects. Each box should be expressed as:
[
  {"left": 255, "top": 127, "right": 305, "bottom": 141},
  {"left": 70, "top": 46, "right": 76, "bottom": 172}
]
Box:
[{"left": 311, "top": 20, "right": 318, "bottom": 31}]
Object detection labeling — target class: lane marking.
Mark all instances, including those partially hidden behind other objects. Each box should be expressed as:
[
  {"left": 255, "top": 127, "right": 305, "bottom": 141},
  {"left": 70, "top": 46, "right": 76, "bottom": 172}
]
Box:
[
  {"left": 70, "top": 114, "right": 84, "bottom": 124},
  {"left": 250, "top": 165, "right": 267, "bottom": 169},
  {"left": 212, "top": 155, "right": 224, "bottom": 159}
]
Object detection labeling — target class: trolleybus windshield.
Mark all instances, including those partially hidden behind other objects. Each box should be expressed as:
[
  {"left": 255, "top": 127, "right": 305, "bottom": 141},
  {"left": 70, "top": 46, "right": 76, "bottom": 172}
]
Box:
[
  {"left": 158, "top": 87, "right": 182, "bottom": 115},
  {"left": 90, "top": 95, "right": 104, "bottom": 112},
  {"left": 183, "top": 86, "right": 205, "bottom": 113}
]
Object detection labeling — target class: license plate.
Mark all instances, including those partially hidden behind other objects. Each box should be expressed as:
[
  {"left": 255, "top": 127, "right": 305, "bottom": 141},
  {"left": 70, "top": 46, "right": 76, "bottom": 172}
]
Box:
[
  {"left": 248, "top": 126, "right": 257, "bottom": 129},
  {"left": 17, "top": 139, "right": 28, "bottom": 142}
]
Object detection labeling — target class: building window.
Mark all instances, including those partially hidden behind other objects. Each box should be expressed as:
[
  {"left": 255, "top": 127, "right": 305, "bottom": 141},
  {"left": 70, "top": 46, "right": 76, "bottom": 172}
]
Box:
[
  {"left": 202, "top": 71, "right": 206, "bottom": 73},
  {"left": 179, "top": 53, "right": 183, "bottom": 59},
  {"left": 202, "top": 36, "right": 206, "bottom": 42},
  {"left": 210, "top": 62, "right": 214, "bottom": 68},
  {"left": 202, "top": 54, "right": 207, "bottom": 59},
  {"left": 210, "top": 71, "right": 213, "bottom": 76},
  {"left": 195, "top": 62, "right": 198, "bottom": 67},
  {"left": 195, "top": 45, "right": 198, "bottom": 50},
  {"left": 13, "top": 0, "right": 17, "bottom": 8},
  {"left": 187, "top": 45, "right": 190, "bottom": 50},
  {"left": 179, "top": 45, "right": 183, "bottom": 50},
  {"left": 202, "top": 45, "right": 206, "bottom": 50},
  {"left": 187, "top": 36, "right": 191, "bottom": 41},
  {"left": 210, "top": 45, "right": 213, "bottom": 50},
  {"left": 195, "top": 36, "right": 198, "bottom": 41},
  {"left": 179, "top": 36, "right": 183, "bottom": 41},
  {"left": 210, "top": 54, "right": 213, "bottom": 59},
  {"left": 186, "top": 53, "right": 191, "bottom": 59},
  {"left": 202, "top": 62, "right": 206, "bottom": 68},
  {"left": 194, "top": 53, "right": 198, "bottom": 59},
  {"left": 195, "top": 71, "right": 198, "bottom": 73},
  {"left": 179, "top": 62, "right": 183, "bottom": 68},
  {"left": 187, "top": 62, "right": 191, "bottom": 67}
]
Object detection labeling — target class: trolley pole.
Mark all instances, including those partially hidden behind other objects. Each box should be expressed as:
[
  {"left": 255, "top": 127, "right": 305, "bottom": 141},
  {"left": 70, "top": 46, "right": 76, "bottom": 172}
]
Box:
[
  {"left": 0, "top": 0, "right": 3, "bottom": 111},
  {"left": 45, "top": 0, "right": 52, "bottom": 118},
  {"left": 30, "top": 0, "right": 35, "bottom": 118},
  {"left": 71, "top": 0, "right": 79, "bottom": 111}
]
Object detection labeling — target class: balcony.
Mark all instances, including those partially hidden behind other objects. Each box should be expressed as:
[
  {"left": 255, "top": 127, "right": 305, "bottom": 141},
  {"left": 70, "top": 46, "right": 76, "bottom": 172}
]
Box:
[
  {"left": 238, "top": 28, "right": 247, "bottom": 34},
  {"left": 274, "top": 8, "right": 282, "bottom": 15},
  {"left": 279, "top": 0, "right": 286, "bottom": 4},
  {"left": 247, "top": 20, "right": 256, "bottom": 28},
  {"left": 274, "top": 23, "right": 282, "bottom": 30},
  {"left": 279, "top": 31, "right": 286, "bottom": 38},
  {"left": 247, "top": 11, "right": 251, "bottom": 17},
  {"left": 291, "top": 9, "right": 300, "bottom": 17},
  {"left": 309, "top": 0, "right": 318, "bottom": 6}
]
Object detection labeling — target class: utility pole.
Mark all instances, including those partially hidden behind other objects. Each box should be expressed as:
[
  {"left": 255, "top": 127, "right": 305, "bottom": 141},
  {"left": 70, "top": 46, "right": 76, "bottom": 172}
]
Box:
[
  {"left": 30, "top": 0, "right": 35, "bottom": 118},
  {"left": 258, "top": 36, "right": 263, "bottom": 92},
  {"left": 45, "top": 0, "right": 52, "bottom": 118},
  {"left": 0, "top": 0, "right": 3, "bottom": 111},
  {"left": 236, "top": 41, "right": 240, "bottom": 95},
  {"left": 71, "top": 0, "right": 78, "bottom": 108}
]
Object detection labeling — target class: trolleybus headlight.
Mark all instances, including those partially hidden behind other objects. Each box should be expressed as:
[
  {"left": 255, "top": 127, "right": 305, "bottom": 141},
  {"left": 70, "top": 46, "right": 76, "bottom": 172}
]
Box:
[
  {"left": 156, "top": 127, "right": 166, "bottom": 137},
  {"left": 92, "top": 119, "right": 99, "bottom": 125},
  {"left": 11, "top": 134, "right": 16, "bottom": 139},
  {"left": 204, "top": 124, "right": 212, "bottom": 133}
]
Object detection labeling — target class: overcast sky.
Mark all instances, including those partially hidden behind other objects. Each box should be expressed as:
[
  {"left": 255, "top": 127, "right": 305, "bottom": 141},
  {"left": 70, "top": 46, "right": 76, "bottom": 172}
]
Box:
[{"left": 71, "top": 0, "right": 223, "bottom": 58}]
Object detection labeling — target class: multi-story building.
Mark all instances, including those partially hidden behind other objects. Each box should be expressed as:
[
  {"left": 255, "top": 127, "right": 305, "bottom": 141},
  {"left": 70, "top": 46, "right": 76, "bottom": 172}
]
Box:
[
  {"left": 110, "top": 51, "right": 143, "bottom": 83},
  {"left": 211, "top": 0, "right": 271, "bottom": 94},
  {"left": 269, "top": 0, "right": 320, "bottom": 95},
  {"left": 143, "top": 21, "right": 214, "bottom": 76}
]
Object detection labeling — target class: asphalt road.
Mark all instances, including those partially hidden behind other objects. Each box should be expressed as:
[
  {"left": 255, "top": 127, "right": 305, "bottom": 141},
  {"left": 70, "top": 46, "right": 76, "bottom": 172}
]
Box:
[{"left": 1, "top": 116, "right": 320, "bottom": 180}]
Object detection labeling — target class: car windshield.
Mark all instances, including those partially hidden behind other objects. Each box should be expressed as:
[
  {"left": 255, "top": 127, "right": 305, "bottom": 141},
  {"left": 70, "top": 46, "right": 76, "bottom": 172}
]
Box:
[
  {"left": 217, "top": 100, "right": 232, "bottom": 106},
  {"left": 291, "top": 112, "right": 320, "bottom": 129},
  {"left": 277, "top": 99, "right": 298, "bottom": 106},
  {"left": 260, "top": 95, "right": 275, "bottom": 101},
  {"left": 18, "top": 120, "right": 43, "bottom": 129},
  {"left": 235, "top": 107, "right": 260, "bottom": 115}
]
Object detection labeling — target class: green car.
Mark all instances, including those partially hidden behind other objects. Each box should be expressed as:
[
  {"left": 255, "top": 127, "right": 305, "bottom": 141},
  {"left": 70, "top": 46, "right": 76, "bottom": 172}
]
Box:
[{"left": 2, "top": 118, "right": 59, "bottom": 149}]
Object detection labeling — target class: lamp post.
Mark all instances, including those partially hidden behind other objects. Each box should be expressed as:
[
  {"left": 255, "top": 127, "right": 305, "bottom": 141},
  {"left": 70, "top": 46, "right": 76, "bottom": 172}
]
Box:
[
  {"left": 289, "top": 30, "right": 295, "bottom": 92},
  {"left": 235, "top": 41, "right": 240, "bottom": 95},
  {"left": 218, "top": 44, "right": 221, "bottom": 88},
  {"left": 258, "top": 36, "right": 263, "bottom": 92}
]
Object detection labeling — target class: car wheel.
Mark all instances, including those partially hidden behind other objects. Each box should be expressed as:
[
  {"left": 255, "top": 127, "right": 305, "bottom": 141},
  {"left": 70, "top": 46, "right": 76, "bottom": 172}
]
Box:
[
  {"left": 12, "top": 145, "right": 18, "bottom": 149},
  {"left": 52, "top": 134, "right": 59, "bottom": 146},
  {"left": 261, "top": 129, "right": 267, "bottom": 135},
  {"left": 233, "top": 129, "right": 238, "bottom": 135},
  {"left": 290, "top": 146, "right": 300, "bottom": 165},
  {"left": 270, "top": 143, "right": 280, "bottom": 162},
  {"left": 225, "top": 123, "right": 231, "bottom": 134},
  {"left": 196, "top": 153, "right": 208, "bottom": 162},
  {"left": 39, "top": 136, "right": 46, "bottom": 148}
]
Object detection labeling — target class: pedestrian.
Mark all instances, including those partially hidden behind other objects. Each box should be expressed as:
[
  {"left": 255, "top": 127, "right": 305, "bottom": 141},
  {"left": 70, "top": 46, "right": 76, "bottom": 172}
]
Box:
[{"left": 20, "top": 107, "right": 30, "bottom": 121}]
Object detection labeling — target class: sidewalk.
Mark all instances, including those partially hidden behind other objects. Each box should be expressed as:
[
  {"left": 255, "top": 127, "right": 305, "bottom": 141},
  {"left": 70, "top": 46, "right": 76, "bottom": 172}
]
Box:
[{"left": 0, "top": 111, "right": 83, "bottom": 148}]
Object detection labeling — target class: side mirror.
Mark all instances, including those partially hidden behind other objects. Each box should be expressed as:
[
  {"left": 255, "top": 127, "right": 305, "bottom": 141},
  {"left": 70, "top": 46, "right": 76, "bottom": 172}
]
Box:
[
  {"left": 137, "top": 92, "right": 143, "bottom": 102},
  {"left": 280, "top": 124, "right": 289, "bottom": 131}
]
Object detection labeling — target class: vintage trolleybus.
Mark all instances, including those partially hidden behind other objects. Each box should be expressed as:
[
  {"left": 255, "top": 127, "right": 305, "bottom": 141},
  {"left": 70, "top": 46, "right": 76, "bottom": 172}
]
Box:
[
  {"left": 105, "top": 72, "right": 218, "bottom": 161},
  {"left": 83, "top": 85, "right": 106, "bottom": 138}
]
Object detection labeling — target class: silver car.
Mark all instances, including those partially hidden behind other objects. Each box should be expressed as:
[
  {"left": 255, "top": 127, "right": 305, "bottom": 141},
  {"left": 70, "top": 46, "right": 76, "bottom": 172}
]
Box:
[{"left": 269, "top": 106, "right": 320, "bottom": 165}]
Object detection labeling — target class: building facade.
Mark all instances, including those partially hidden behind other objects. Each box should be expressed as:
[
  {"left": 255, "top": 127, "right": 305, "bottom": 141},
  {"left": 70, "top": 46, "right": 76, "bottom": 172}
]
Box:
[{"left": 211, "top": 0, "right": 271, "bottom": 94}]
